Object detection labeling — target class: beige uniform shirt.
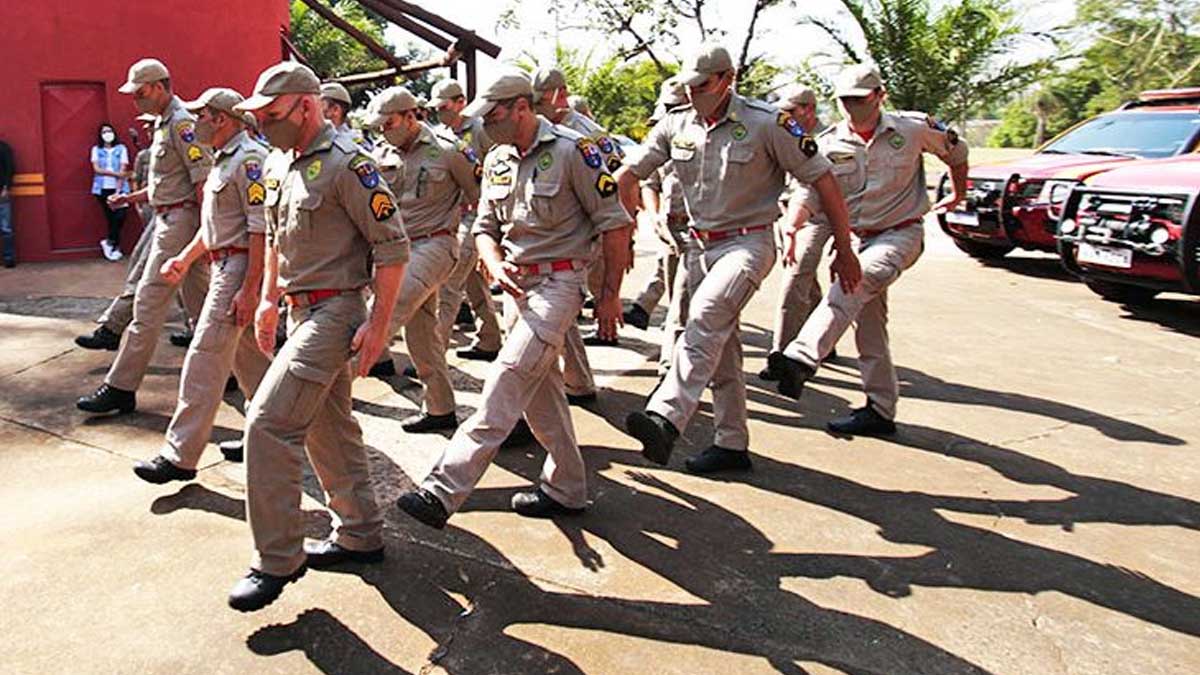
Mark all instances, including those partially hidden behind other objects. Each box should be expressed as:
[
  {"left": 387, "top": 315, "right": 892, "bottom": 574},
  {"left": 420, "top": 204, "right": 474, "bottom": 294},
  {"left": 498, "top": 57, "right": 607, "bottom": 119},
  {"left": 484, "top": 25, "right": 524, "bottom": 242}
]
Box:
[
  {"left": 374, "top": 122, "right": 481, "bottom": 239},
  {"left": 265, "top": 122, "right": 410, "bottom": 294},
  {"left": 473, "top": 119, "right": 631, "bottom": 265},
  {"left": 148, "top": 96, "right": 212, "bottom": 206},
  {"left": 797, "top": 111, "right": 969, "bottom": 232},
  {"left": 200, "top": 130, "right": 269, "bottom": 250},
  {"left": 559, "top": 110, "right": 624, "bottom": 174},
  {"left": 627, "top": 94, "right": 832, "bottom": 232},
  {"left": 337, "top": 122, "right": 375, "bottom": 152},
  {"left": 132, "top": 148, "right": 151, "bottom": 190}
]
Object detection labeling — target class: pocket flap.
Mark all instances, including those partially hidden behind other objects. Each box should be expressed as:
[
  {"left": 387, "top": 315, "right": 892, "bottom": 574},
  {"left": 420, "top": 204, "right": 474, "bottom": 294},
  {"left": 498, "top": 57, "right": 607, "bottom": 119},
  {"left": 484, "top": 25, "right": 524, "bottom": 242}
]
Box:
[{"left": 531, "top": 181, "right": 561, "bottom": 198}]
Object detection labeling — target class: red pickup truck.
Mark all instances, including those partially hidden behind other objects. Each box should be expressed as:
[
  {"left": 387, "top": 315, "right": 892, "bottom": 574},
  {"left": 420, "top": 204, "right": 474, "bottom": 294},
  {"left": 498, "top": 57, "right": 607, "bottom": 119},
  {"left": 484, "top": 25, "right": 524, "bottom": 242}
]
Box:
[
  {"left": 937, "top": 88, "right": 1200, "bottom": 260},
  {"left": 1056, "top": 155, "right": 1199, "bottom": 304}
]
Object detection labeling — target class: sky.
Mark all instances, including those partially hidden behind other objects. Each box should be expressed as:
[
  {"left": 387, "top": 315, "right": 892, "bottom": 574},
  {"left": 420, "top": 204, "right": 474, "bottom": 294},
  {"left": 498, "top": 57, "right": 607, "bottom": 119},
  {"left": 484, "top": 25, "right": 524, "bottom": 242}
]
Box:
[{"left": 385, "top": 0, "right": 1079, "bottom": 92}]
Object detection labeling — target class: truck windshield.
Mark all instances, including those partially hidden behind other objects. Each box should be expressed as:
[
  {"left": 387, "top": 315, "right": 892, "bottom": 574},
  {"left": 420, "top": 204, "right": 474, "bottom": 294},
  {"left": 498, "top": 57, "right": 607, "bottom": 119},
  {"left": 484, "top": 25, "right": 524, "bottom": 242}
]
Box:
[{"left": 1040, "top": 112, "right": 1199, "bottom": 159}]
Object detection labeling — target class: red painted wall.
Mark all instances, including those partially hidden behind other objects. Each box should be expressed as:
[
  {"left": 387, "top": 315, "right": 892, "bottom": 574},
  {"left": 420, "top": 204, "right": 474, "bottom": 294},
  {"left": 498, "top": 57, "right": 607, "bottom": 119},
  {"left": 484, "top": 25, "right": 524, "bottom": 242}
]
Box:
[{"left": 0, "top": 1, "right": 290, "bottom": 262}]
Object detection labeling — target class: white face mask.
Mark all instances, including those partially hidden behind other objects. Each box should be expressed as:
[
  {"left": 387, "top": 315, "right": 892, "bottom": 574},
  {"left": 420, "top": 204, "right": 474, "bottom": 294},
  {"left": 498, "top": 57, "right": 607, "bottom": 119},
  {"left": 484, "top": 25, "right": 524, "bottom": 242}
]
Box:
[{"left": 101, "top": 130, "right": 116, "bottom": 144}]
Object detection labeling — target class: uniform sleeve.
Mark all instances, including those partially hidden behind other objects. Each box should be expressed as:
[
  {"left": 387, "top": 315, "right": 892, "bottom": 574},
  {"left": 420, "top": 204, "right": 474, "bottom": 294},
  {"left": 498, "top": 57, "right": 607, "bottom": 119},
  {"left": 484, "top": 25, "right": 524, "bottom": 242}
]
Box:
[
  {"left": 171, "top": 117, "right": 213, "bottom": 185},
  {"left": 917, "top": 117, "right": 969, "bottom": 167},
  {"left": 641, "top": 167, "right": 663, "bottom": 193},
  {"left": 569, "top": 144, "right": 632, "bottom": 234},
  {"left": 764, "top": 113, "right": 832, "bottom": 186},
  {"left": 624, "top": 118, "right": 672, "bottom": 180},
  {"left": 447, "top": 142, "right": 482, "bottom": 203},
  {"left": 235, "top": 151, "right": 268, "bottom": 235},
  {"left": 471, "top": 156, "right": 502, "bottom": 243},
  {"left": 334, "top": 156, "right": 410, "bottom": 267}
]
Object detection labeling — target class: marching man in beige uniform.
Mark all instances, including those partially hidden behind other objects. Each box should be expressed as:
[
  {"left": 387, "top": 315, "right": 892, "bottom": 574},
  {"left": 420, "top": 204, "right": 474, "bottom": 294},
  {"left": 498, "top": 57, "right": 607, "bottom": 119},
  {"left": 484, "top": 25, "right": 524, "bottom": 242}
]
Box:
[
  {"left": 364, "top": 86, "right": 481, "bottom": 433},
  {"left": 396, "top": 71, "right": 632, "bottom": 528},
  {"left": 773, "top": 64, "right": 968, "bottom": 435},
  {"left": 130, "top": 88, "right": 272, "bottom": 483},
  {"left": 429, "top": 78, "right": 503, "bottom": 364},
  {"left": 78, "top": 58, "right": 211, "bottom": 415},
  {"left": 761, "top": 84, "right": 838, "bottom": 380},
  {"left": 227, "top": 62, "right": 410, "bottom": 612},
  {"left": 617, "top": 45, "right": 861, "bottom": 474},
  {"left": 319, "top": 82, "right": 373, "bottom": 151},
  {"left": 531, "top": 66, "right": 628, "bottom": 403}
]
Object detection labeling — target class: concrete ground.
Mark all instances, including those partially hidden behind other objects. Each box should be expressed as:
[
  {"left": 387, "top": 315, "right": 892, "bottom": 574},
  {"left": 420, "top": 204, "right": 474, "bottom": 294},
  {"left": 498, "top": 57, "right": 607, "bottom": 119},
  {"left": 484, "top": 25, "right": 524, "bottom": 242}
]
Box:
[{"left": 1, "top": 220, "right": 1197, "bottom": 674}]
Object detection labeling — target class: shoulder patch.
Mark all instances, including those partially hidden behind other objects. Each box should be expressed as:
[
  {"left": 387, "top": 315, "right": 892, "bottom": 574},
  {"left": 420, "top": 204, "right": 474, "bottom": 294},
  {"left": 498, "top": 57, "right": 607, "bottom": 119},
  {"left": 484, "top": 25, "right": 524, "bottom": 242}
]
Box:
[
  {"left": 576, "top": 139, "right": 603, "bottom": 169},
  {"left": 242, "top": 158, "right": 263, "bottom": 182},
  {"left": 595, "top": 173, "right": 617, "bottom": 198},
  {"left": 246, "top": 182, "right": 265, "bottom": 205},
  {"left": 800, "top": 136, "right": 819, "bottom": 158},
  {"left": 370, "top": 191, "right": 396, "bottom": 221},
  {"left": 306, "top": 159, "right": 323, "bottom": 181},
  {"left": 537, "top": 151, "right": 553, "bottom": 171},
  {"left": 186, "top": 145, "right": 203, "bottom": 162},
  {"left": 776, "top": 112, "right": 806, "bottom": 138},
  {"left": 176, "top": 121, "right": 196, "bottom": 144},
  {"left": 597, "top": 136, "right": 615, "bottom": 154},
  {"left": 349, "top": 154, "right": 381, "bottom": 189}
]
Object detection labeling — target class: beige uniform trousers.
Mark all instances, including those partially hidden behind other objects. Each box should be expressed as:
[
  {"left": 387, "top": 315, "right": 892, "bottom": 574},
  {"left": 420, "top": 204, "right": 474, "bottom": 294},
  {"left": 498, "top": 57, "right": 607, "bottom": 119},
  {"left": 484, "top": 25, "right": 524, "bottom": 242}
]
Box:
[
  {"left": 437, "top": 222, "right": 502, "bottom": 352},
  {"left": 633, "top": 250, "right": 671, "bottom": 313},
  {"left": 646, "top": 230, "right": 776, "bottom": 451},
  {"left": 423, "top": 268, "right": 588, "bottom": 512},
  {"left": 771, "top": 221, "right": 832, "bottom": 353},
  {"left": 162, "top": 253, "right": 270, "bottom": 469},
  {"left": 98, "top": 215, "right": 158, "bottom": 334},
  {"left": 106, "top": 206, "right": 209, "bottom": 391},
  {"left": 378, "top": 234, "right": 457, "bottom": 416},
  {"left": 244, "top": 293, "right": 382, "bottom": 576},
  {"left": 659, "top": 246, "right": 691, "bottom": 373},
  {"left": 782, "top": 224, "right": 924, "bottom": 420}
]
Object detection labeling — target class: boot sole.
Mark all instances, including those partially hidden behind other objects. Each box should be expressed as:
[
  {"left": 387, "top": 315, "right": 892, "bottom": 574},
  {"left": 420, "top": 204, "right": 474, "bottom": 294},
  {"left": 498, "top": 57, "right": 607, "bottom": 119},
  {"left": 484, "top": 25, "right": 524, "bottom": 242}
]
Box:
[
  {"left": 626, "top": 412, "right": 672, "bottom": 466},
  {"left": 132, "top": 466, "right": 196, "bottom": 485},
  {"left": 229, "top": 567, "right": 307, "bottom": 612},
  {"left": 305, "top": 548, "right": 385, "bottom": 569},
  {"left": 77, "top": 402, "right": 136, "bottom": 415}
]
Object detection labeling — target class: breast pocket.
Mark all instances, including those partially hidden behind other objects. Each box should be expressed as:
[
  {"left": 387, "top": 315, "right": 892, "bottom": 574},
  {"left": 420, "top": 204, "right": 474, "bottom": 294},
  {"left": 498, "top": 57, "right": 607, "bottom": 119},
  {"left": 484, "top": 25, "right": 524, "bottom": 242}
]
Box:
[
  {"left": 288, "top": 188, "right": 323, "bottom": 240},
  {"left": 419, "top": 167, "right": 448, "bottom": 198},
  {"left": 722, "top": 144, "right": 755, "bottom": 181},
  {"left": 831, "top": 160, "right": 865, "bottom": 195},
  {"left": 527, "top": 181, "right": 562, "bottom": 225},
  {"left": 204, "top": 177, "right": 229, "bottom": 213}
]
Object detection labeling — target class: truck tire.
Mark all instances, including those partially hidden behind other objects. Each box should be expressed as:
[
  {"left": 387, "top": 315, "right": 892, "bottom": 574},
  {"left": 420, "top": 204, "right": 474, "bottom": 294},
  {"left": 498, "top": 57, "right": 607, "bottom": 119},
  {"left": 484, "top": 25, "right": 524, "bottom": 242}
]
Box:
[
  {"left": 953, "top": 238, "right": 1015, "bottom": 260},
  {"left": 1085, "top": 280, "right": 1160, "bottom": 305}
]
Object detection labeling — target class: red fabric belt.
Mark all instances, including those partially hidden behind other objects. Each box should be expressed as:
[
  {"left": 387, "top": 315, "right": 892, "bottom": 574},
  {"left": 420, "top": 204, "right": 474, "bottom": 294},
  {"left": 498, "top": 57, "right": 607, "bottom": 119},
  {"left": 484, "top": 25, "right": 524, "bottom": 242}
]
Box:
[
  {"left": 154, "top": 200, "right": 198, "bottom": 214},
  {"left": 283, "top": 288, "right": 361, "bottom": 308},
  {"left": 207, "top": 247, "right": 248, "bottom": 262},
  {"left": 517, "top": 259, "right": 583, "bottom": 276},
  {"left": 855, "top": 217, "right": 922, "bottom": 238},
  {"left": 689, "top": 224, "right": 770, "bottom": 243},
  {"left": 410, "top": 228, "right": 454, "bottom": 242}
]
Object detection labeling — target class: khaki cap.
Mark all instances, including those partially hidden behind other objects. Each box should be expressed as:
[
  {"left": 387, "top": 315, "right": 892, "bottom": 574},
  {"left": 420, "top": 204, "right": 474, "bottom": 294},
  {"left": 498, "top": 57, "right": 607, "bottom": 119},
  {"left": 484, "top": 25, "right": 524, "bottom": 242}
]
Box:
[
  {"left": 657, "top": 77, "right": 687, "bottom": 107},
  {"left": 568, "top": 94, "right": 591, "bottom": 116},
  {"left": 430, "top": 79, "right": 464, "bottom": 105},
  {"left": 777, "top": 84, "right": 817, "bottom": 108},
  {"left": 183, "top": 87, "right": 246, "bottom": 116},
  {"left": 678, "top": 44, "right": 734, "bottom": 87},
  {"left": 531, "top": 67, "right": 566, "bottom": 94},
  {"left": 118, "top": 58, "right": 170, "bottom": 94},
  {"left": 234, "top": 61, "right": 321, "bottom": 112},
  {"left": 363, "top": 86, "right": 419, "bottom": 128},
  {"left": 462, "top": 70, "right": 534, "bottom": 118},
  {"left": 835, "top": 64, "right": 884, "bottom": 98},
  {"left": 320, "top": 82, "right": 352, "bottom": 105}
]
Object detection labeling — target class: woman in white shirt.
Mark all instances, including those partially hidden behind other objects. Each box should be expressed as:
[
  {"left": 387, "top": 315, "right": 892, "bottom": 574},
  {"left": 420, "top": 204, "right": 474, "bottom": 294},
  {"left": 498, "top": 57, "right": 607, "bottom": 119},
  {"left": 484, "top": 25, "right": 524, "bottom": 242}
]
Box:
[{"left": 90, "top": 123, "right": 129, "bottom": 261}]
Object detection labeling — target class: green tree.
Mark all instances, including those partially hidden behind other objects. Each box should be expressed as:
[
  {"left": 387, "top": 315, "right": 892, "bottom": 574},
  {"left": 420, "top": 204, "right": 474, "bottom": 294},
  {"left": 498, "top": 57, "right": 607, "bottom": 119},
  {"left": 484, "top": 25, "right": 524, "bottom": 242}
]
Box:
[{"left": 806, "top": 0, "right": 1051, "bottom": 126}]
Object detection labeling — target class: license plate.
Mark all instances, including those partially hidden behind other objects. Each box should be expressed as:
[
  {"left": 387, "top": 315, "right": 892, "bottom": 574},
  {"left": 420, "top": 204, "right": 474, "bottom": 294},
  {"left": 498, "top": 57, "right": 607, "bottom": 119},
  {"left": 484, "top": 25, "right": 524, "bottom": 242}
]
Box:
[
  {"left": 945, "top": 211, "right": 979, "bottom": 227},
  {"left": 1077, "top": 243, "right": 1133, "bottom": 269}
]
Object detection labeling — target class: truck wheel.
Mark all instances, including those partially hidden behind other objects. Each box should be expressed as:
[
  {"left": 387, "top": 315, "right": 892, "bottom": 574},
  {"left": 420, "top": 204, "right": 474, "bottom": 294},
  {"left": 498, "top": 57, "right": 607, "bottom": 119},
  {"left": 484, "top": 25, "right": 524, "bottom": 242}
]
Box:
[
  {"left": 953, "top": 239, "right": 1015, "bottom": 260},
  {"left": 1085, "top": 280, "right": 1160, "bottom": 305}
]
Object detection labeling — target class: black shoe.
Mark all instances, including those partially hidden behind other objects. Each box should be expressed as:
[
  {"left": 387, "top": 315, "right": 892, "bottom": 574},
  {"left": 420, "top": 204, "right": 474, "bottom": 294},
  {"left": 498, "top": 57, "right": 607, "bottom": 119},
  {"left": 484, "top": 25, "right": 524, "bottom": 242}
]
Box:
[
  {"left": 769, "top": 352, "right": 816, "bottom": 400},
  {"left": 75, "top": 326, "right": 121, "bottom": 351},
  {"left": 368, "top": 360, "right": 396, "bottom": 378},
  {"left": 685, "top": 446, "right": 752, "bottom": 474},
  {"left": 511, "top": 488, "right": 585, "bottom": 519},
  {"left": 401, "top": 364, "right": 417, "bottom": 378},
  {"left": 623, "top": 304, "right": 651, "bottom": 330},
  {"left": 396, "top": 489, "right": 449, "bottom": 530},
  {"left": 566, "top": 391, "right": 597, "bottom": 407},
  {"left": 401, "top": 412, "right": 458, "bottom": 433},
  {"left": 827, "top": 405, "right": 897, "bottom": 437},
  {"left": 169, "top": 331, "right": 193, "bottom": 348},
  {"left": 582, "top": 332, "right": 618, "bottom": 347},
  {"left": 304, "top": 539, "right": 385, "bottom": 569},
  {"left": 501, "top": 419, "right": 535, "bottom": 449},
  {"left": 219, "top": 438, "right": 243, "bottom": 462},
  {"left": 625, "top": 410, "right": 678, "bottom": 466},
  {"left": 132, "top": 455, "right": 197, "bottom": 484},
  {"left": 225, "top": 376, "right": 239, "bottom": 393},
  {"left": 228, "top": 566, "right": 307, "bottom": 612},
  {"left": 77, "top": 383, "right": 136, "bottom": 414},
  {"left": 582, "top": 297, "right": 595, "bottom": 310},
  {"left": 456, "top": 345, "right": 499, "bottom": 362},
  {"left": 455, "top": 302, "right": 475, "bottom": 328},
  {"left": 758, "top": 356, "right": 781, "bottom": 382}
]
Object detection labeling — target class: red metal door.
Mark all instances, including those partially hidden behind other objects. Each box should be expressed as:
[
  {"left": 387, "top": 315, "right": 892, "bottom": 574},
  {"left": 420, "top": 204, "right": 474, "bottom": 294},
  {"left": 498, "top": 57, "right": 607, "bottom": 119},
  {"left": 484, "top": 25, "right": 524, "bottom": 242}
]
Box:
[{"left": 41, "top": 82, "right": 110, "bottom": 253}]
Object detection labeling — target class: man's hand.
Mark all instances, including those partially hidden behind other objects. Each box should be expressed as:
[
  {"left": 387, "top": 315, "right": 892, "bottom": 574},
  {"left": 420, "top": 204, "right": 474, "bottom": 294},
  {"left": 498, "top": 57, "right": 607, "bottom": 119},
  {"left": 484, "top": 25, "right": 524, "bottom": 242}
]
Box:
[
  {"left": 594, "top": 292, "right": 622, "bottom": 341},
  {"left": 350, "top": 316, "right": 391, "bottom": 378},
  {"left": 829, "top": 245, "right": 863, "bottom": 294},
  {"left": 932, "top": 191, "right": 965, "bottom": 215},
  {"left": 227, "top": 284, "right": 259, "bottom": 327},
  {"left": 107, "top": 193, "right": 129, "bottom": 209},
  {"left": 782, "top": 224, "right": 810, "bottom": 267},
  {"left": 486, "top": 258, "right": 525, "bottom": 299},
  {"left": 160, "top": 255, "right": 187, "bottom": 284},
  {"left": 254, "top": 300, "right": 279, "bottom": 356}
]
